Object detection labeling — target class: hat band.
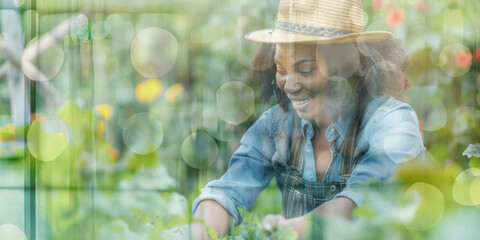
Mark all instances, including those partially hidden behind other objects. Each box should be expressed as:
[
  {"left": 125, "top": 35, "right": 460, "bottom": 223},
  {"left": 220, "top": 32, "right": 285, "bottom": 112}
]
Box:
[{"left": 276, "top": 22, "right": 355, "bottom": 38}]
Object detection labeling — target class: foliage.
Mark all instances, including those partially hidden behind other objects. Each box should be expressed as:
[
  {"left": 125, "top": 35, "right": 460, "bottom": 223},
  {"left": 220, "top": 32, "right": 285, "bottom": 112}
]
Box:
[{"left": 0, "top": 0, "right": 479, "bottom": 239}]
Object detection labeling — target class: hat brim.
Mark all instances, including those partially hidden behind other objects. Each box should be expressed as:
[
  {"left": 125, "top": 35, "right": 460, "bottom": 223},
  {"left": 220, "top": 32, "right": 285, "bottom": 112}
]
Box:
[{"left": 245, "top": 29, "right": 393, "bottom": 44}]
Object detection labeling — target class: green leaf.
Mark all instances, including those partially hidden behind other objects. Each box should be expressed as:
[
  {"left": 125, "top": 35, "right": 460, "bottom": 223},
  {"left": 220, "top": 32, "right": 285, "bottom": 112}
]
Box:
[
  {"left": 352, "top": 206, "right": 377, "bottom": 219},
  {"left": 206, "top": 225, "right": 218, "bottom": 240},
  {"left": 463, "top": 143, "right": 480, "bottom": 159}
]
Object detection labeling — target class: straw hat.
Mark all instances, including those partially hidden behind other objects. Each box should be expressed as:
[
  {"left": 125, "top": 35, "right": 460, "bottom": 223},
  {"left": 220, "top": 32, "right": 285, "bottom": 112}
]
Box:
[{"left": 245, "top": 0, "right": 393, "bottom": 44}]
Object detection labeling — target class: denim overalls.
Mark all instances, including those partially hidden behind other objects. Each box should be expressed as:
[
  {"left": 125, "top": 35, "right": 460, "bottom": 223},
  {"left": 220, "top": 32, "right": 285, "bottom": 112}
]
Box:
[{"left": 276, "top": 113, "right": 356, "bottom": 219}]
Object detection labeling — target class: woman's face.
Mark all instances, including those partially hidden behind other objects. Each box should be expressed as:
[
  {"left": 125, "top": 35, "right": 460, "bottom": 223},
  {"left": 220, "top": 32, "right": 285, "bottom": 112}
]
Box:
[
  {"left": 274, "top": 43, "right": 329, "bottom": 122},
  {"left": 274, "top": 43, "right": 361, "bottom": 124}
]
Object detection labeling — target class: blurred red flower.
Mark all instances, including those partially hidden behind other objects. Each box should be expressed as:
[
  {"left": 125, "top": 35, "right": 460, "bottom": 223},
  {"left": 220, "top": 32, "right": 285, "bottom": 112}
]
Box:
[
  {"left": 455, "top": 49, "right": 472, "bottom": 69},
  {"left": 386, "top": 7, "right": 405, "bottom": 28},
  {"left": 414, "top": 2, "right": 429, "bottom": 13},
  {"left": 372, "top": 0, "right": 384, "bottom": 11},
  {"left": 474, "top": 48, "right": 480, "bottom": 63}
]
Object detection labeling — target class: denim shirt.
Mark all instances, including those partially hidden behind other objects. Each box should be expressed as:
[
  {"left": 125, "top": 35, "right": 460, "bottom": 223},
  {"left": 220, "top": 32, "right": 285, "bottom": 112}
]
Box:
[{"left": 192, "top": 96, "right": 426, "bottom": 226}]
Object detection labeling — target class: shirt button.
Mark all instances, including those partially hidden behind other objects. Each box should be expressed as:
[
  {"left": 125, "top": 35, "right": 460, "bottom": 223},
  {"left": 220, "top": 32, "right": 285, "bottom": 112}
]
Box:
[
  {"left": 330, "top": 185, "right": 336, "bottom": 192},
  {"left": 334, "top": 153, "right": 338, "bottom": 157},
  {"left": 310, "top": 175, "right": 314, "bottom": 179}
]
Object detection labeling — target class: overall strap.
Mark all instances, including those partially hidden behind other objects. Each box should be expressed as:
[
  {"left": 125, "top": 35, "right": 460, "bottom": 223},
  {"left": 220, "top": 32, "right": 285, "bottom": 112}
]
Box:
[
  {"left": 289, "top": 114, "right": 305, "bottom": 174},
  {"left": 340, "top": 95, "right": 379, "bottom": 178},
  {"left": 339, "top": 125, "right": 357, "bottom": 179}
]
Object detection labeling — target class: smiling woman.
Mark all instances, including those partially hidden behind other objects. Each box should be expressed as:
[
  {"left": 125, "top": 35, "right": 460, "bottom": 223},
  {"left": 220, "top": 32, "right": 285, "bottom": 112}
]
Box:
[{"left": 191, "top": 0, "right": 426, "bottom": 239}]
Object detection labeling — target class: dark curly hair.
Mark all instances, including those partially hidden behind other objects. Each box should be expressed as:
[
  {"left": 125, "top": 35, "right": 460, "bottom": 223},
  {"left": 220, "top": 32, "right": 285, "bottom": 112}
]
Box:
[{"left": 250, "top": 38, "right": 411, "bottom": 172}]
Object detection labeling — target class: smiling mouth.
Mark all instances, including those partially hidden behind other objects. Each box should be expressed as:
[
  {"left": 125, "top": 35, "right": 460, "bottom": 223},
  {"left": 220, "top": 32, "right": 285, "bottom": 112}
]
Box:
[{"left": 291, "top": 98, "right": 312, "bottom": 105}]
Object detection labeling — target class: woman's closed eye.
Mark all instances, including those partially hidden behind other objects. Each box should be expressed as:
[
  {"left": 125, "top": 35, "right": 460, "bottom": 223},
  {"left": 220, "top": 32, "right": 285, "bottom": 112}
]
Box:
[
  {"left": 299, "top": 69, "right": 314, "bottom": 76},
  {"left": 277, "top": 68, "right": 287, "bottom": 75}
]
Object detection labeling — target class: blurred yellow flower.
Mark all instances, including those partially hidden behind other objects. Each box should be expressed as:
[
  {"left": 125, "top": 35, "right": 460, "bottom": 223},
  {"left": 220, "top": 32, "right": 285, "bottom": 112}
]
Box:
[
  {"left": 108, "top": 147, "right": 120, "bottom": 160},
  {"left": 165, "top": 83, "right": 184, "bottom": 102},
  {"left": 95, "top": 104, "right": 114, "bottom": 120},
  {"left": 0, "top": 123, "right": 16, "bottom": 142},
  {"left": 97, "top": 121, "right": 106, "bottom": 134},
  {"left": 135, "top": 78, "right": 163, "bottom": 103}
]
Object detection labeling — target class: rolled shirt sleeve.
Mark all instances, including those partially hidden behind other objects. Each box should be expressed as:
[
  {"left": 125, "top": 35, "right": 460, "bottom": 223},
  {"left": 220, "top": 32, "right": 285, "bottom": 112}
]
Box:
[
  {"left": 334, "top": 100, "right": 426, "bottom": 206},
  {"left": 192, "top": 107, "right": 277, "bottom": 226}
]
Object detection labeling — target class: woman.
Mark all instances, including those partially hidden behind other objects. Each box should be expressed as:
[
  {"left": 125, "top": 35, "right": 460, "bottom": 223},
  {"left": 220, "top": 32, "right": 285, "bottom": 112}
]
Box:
[{"left": 191, "top": 0, "right": 425, "bottom": 239}]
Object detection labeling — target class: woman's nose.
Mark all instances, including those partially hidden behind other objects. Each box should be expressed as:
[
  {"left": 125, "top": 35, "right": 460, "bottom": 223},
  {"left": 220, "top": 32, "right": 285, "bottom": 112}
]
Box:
[{"left": 283, "top": 74, "right": 301, "bottom": 94}]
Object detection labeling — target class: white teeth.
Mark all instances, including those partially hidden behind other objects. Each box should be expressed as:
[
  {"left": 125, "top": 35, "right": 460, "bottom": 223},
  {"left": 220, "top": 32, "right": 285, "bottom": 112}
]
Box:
[{"left": 292, "top": 98, "right": 312, "bottom": 105}]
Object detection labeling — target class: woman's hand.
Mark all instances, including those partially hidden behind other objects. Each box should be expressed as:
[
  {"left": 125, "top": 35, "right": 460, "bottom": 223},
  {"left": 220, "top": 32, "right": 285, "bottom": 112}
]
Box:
[{"left": 262, "top": 214, "right": 308, "bottom": 240}]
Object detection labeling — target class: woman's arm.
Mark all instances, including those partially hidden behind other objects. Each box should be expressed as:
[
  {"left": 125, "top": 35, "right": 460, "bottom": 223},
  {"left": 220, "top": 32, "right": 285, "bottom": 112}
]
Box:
[
  {"left": 191, "top": 200, "right": 233, "bottom": 240},
  {"left": 262, "top": 197, "right": 355, "bottom": 240},
  {"left": 191, "top": 106, "right": 281, "bottom": 237},
  {"left": 309, "top": 196, "right": 355, "bottom": 219}
]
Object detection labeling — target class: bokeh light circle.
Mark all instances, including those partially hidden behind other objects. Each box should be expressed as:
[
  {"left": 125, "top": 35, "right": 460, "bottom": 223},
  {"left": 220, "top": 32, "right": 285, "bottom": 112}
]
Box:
[
  {"left": 131, "top": 27, "right": 178, "bottom": 78},
  {"left": 405, "top": 87, "right": 447, "bottom": 131},
  {"left": 27, "top": 116, "right": 70, "bottom": 161},
  {"left": 0, "top": 223, "right": 28, "bottom": 240},
  {"left": 70, "top": 14, "right": 89, "bottom": 40},
  {"left": 452, "top": 168, "right": 480, "bottom": 205},
  {"left": 203, "top": 102, "right": 235, "bottom": 142},
  {"left": 216, "top": 81, "right": 254, "bottom": 125},
  {"left": 106, "top": 14, "right": 135, "bottom": 51},
  {"left": 181, "top": 132, "right": 218, "bottom": 169},
  {"left": 122, "top": 113, "right": 163, "bottom": 155},
  {"left": 470, "top": 177, "right": 480, "bottom": 205},
  {"left": 451, "top": 105, "right": 478, "bottom": 144},
  {"left": 91, "top": 20, "right": 111, "bottom": 39},
  {"left": 439, "top": 44, "right": 472, "bottom": 77},
  {"left": 117, "top": 105, "right": 135, "bottom": 129},
  {"left": 383, "top": 120, "right": 420, "bottom": 164},
  {"left": 24, "top": 39, "right": 65, "bottom": 81},
  {"left": 401, "top": 182, "right": 444, "bottom": 230}
]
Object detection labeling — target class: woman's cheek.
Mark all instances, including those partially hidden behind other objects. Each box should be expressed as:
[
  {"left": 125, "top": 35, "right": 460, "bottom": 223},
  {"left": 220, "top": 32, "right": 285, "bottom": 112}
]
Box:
[
  {"left": 276, "top": 74, "right": 285, "bottom": 90},
  {"left": 305, "top": 73, "right": 328, "bottom": 92}
]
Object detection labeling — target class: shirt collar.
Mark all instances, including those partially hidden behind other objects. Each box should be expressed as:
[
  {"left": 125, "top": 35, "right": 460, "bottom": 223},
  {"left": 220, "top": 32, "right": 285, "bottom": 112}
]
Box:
[
  {"left": 298, "top": 96, "right": 389, "bottom": 142},
  {"left": 328, "top": 114, "right": 350, "bottom": 139},
  {"left": 300, "top": 115, "right": 350, "bottom": 142}
]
